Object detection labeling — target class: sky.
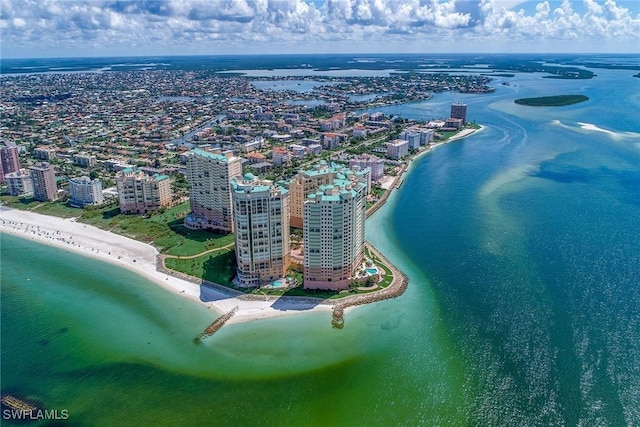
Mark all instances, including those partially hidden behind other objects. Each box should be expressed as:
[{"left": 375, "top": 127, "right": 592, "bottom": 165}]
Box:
[{"left": 1, "top": 0, "right": 639, "bottom": 58}]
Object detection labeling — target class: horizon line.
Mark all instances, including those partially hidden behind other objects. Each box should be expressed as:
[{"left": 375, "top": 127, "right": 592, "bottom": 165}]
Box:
[{"left": 3, "top": 52, "right": 640, "bottom": 61}]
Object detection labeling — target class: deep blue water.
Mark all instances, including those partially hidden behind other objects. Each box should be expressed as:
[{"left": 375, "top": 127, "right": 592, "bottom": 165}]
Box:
[
  {"left": 2, "top": 55, "right": 640, "bottom": 425},
  {"left": 367, "top": 66, "right": 640, "bottom": 425}
]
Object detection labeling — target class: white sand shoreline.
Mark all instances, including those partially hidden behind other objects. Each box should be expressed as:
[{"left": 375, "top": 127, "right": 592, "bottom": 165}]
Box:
[{"left": 0, "top": 207, "right": 333, "bottom": 326}]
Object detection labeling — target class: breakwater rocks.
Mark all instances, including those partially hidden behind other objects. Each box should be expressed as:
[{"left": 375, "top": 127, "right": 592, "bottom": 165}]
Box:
[
  {"left": 331, "top": 244, "right": 408, "bottom": 328},
  {"left": 199, "top": 306, "right": 239, "bottom": 340},
  {"left": 1, "top": 394, "right": 38, "bottom": 412},
  {"left": 159, "top": 243, "right": 408, "bottom": 331}
]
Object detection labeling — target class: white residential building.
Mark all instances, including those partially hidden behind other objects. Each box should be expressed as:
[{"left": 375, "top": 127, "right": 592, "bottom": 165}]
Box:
[
  {"left": 352, "top": 125, "right": 368, "bottom": 139},
  {"left": 289, "top": 144, "right": 307, "bottom": 159},
  {"left": 399, "top": 130, "right": 422, "bottom": 150},
  {"left": 34, "top": 147, "right": 57, "bottom": 161},
  {"left": 69, "top": 176, "right": 103, "bottom": 207},
  {"left": 386, "top": 139, "right": 409, "bottom": 160},
  {"left": 73, "top": 153, "right": 97, "bottom": 168},
  {"left": 349, "top": 154, "right": 385, "bottom": 182},
  {"left": 5, "top": 169, "right": 33, "bottom": 196},
  {"left": 271, "top": 147, "right": 291, "bottom": 166}
]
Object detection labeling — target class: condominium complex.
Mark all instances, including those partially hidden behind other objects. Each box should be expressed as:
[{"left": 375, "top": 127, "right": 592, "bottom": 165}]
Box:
[
  {"left": 400, "top": 128, "right": 435, "bottom": 150},
  {"left": 231, "top": 173, "right": 290, "bottom": 287},
  {"left": 1, "top": 141, "right": 21, "bottom": 183},
  {"left": 303, "top": 178, "right": 367, "bottom": 291},
  {"left": 69, "top": 176, "right": 104, "bottom": 207},
  {"left": 116, "top": 168, "right": 171, "bottom": 214},
  {"left": 386, "top": 139, "right": 409, "bottom": 160},
  {"left": 289, "top": 161, "right": 370, "bottom": 229},
  {"left": 349, "top": 154, "right": 385, "bottom": 181},
  {"left": 73, "top": 153, "right": 97, "bottom": 168},
  {"left": 185, "top": 148, "right": 243, "bottom": 232},
  {"left": 34, "top": 146, "right": 57, "bottom": 161},
  {"left": 30, "top": 162, "right": 58, "bottom": 202},
  {"left": 5, "top": 169, "right": 33, "bottom": 197},
  {"left": 451, "top": 102, "right": 467, "bottom": 124}
]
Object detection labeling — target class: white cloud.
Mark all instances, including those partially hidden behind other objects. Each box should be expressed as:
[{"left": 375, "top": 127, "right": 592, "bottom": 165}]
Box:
[{"left": 0, "top": 0, "right": 638, "bottom": 57}]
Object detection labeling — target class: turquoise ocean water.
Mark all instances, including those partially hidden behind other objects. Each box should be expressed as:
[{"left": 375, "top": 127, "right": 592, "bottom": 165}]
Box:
[{"left": 2, "top": 66, "right": 640, "bottom": 426}]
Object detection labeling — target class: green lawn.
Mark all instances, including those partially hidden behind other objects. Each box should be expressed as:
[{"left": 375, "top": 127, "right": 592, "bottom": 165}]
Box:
[
  {"left": 164, "top": 249, "right": 236, "bottom": 286},
  {"left": 162, "top": 225, "right": 234, "bottom": 257},
  {"left": 365, "top": 247, "right": 393, "bottom": 288}
]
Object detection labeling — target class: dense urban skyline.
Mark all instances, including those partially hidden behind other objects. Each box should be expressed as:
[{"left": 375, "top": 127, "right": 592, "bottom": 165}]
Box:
[{"left": 1, "top": 0, "right": 639, "bottom": 58}]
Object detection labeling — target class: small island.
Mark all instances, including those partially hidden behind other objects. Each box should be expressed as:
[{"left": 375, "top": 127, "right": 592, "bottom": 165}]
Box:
[{"left": 514, "top": 95, "right": 589, "bottom": 107}]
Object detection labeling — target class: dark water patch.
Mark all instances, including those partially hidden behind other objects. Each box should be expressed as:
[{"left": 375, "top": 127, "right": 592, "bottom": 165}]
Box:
[
  {"left": 532, "top": 160, "right": 640, "bottom": 207},
  {"left": 533, "top": 161, "right": 592, "bottom": 183}
]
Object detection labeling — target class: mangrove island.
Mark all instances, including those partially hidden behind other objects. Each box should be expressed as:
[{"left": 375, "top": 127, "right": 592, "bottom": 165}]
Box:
[{"left": 515, "top": 94, "right": 589, "bottom": 107}]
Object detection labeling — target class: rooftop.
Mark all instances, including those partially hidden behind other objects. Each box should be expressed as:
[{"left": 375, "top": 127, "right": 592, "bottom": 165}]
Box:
[{"left": 192, "top": 148, "right": 236, "bottom": 162}]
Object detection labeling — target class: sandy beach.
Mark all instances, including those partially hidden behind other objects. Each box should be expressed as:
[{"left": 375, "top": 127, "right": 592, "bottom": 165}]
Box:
[{"left": 0, "top": 206, "right": 333, "bottom": 326}]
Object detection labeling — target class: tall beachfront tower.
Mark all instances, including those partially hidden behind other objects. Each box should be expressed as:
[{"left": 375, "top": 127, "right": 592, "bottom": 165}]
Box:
[
  {"left": 303, "top": 178, "right": 366, "bottom": 291},
  {"left": 185, "top": 148, "right": 242, "bottom": 232},
  {"left": 30, "top": 162, "right": 58, "bottom": 201},
  {"left": 450, "top": 102, "right": 467, "bottom": 124},
  {"left": 69, "top": 176, "right": 103, "bottom": 207},
  {"left": 1, "top": 141, "right": 21, "bottom": 183},
  {"left": 289, "top": 161, "right": 370, "bottom": 229},
  {"left": 231, "top": 173, "right": 290, "bottom": 287},
  {"left": 116, "top": 168, "right": 171, "bottom": 214}
]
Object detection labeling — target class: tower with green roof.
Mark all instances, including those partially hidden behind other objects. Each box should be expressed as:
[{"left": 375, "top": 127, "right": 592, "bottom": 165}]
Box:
[
  {"left": 303, "top": 177, "right": 366, "bottom": 291},
  {"left": 231, "top": 173, "right": 290, "bottom": 287}
]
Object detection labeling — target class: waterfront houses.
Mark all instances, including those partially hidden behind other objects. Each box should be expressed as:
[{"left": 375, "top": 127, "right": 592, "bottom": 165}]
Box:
[
  {"left": 303, "top": 177, "right": 366, "bottom": 291},
  {"left": 185, "top": 148, "right": 242, "bottom": 232},
  {"left": 231, "top": 174, "right": 290, "bottom": 287},
  {"left": 116, "top": 168, "right": 171, "bottom": 214},
  {"left": 30, "top": 162, "right": 58, "bottom": 202},
  {"left": 69, "top": 176, "right": 103, "bottom": 208}
]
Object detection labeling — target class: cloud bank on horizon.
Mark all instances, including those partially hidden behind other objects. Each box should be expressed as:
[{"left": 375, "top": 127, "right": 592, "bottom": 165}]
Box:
[{"left": 1, "top": 0, "right": 638, "bottom": 58}]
